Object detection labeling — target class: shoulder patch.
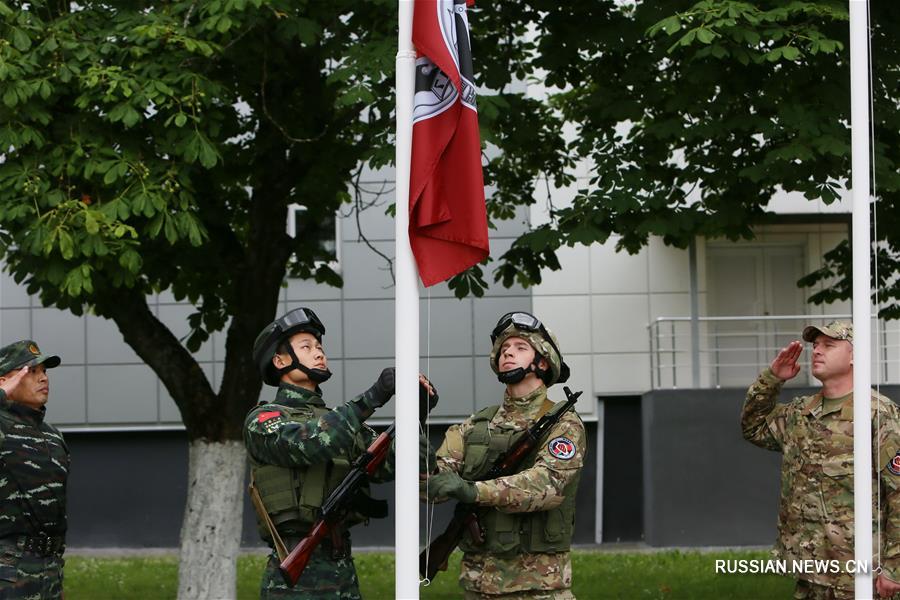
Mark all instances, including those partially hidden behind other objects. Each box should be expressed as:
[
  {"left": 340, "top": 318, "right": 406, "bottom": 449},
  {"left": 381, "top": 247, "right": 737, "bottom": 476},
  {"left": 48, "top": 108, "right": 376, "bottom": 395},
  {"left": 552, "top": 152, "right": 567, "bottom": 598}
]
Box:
[
  {"left": 548, "top": 436, "right": 576, "bottom": 460},
  {"left": 256, "top": 410, "right": 286, "bottom": 434},
  {"left": 257, "top": 410, "right": 282, "bottom": 423},
  {"left": 888, "top": 451, "right": 900, "bottom": 476}
]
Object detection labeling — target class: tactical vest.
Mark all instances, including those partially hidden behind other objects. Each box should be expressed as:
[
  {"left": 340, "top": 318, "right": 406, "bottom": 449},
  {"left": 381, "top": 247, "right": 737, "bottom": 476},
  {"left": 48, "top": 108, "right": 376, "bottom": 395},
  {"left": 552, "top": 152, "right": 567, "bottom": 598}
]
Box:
[
  {"left": 250, "top": 404, "right": 372, "bottom": 540},
  {"left": 457, "top": 403, "right": 580, "bottom": 556}
]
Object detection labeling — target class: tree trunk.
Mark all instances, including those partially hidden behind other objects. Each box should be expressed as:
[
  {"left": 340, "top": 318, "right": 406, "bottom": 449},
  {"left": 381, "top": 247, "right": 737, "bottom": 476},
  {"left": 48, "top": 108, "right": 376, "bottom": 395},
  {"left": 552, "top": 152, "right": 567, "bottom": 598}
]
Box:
[{"left": 177, "top": 440, "right": 247, "bottom": 600}]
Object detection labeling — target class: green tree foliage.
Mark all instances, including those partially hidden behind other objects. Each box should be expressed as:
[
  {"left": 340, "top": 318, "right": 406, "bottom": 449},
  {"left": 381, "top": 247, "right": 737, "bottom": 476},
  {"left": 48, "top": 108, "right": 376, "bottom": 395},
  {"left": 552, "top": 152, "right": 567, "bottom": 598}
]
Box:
[
  {"left": 0, "top": 0, "right": 566, "bottom": 435},
  {"left": 487, "top": 0, "right": 900, "bottom": 316}
]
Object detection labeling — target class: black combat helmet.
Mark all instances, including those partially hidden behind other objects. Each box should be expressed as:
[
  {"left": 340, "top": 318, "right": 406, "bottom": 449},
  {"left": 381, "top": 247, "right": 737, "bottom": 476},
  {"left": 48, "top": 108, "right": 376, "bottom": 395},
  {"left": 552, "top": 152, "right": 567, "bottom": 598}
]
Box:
[{"left": 253, "top": 307, "right": 330, "bottom": 386}]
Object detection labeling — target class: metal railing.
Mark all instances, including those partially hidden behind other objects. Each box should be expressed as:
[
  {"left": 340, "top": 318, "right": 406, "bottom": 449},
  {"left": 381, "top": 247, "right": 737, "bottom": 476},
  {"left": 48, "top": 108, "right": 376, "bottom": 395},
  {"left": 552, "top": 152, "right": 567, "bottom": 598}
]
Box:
[{"left": 648, "top": 314, "right": 900, "bottom": 389}]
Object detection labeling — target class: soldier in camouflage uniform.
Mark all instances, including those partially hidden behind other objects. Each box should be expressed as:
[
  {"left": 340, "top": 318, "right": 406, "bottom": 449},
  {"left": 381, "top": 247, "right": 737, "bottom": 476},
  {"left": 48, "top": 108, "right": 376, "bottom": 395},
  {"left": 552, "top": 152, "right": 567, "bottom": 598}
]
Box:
[
  {"left": 0, "top": 340, "right": 67, "bottom": 600},
  {"left": 244, "top": 307, "right": 435, "bottom": 599},
  {"left": 742, "top": 320, "right": 900, "bottom": 599},
  {"left": 424, "top": 311, "right": 585, "bottom": 599}
]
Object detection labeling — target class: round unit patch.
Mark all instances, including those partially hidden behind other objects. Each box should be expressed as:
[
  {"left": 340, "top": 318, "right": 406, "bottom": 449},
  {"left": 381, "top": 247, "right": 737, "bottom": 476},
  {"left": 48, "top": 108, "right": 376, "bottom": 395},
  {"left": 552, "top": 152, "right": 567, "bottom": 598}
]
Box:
[
  {"left": 889, "top": 452, "right": 900, "bottom": 476},
  {"left": 548, "top": 436, "right": 576, "bottom": 460}
]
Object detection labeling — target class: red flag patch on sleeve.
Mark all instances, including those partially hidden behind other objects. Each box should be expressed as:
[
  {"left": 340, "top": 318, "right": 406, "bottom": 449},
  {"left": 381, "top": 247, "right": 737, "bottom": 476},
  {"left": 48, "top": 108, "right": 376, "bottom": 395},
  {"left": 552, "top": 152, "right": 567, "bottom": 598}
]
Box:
[
  {"left": 548, "top": 437, "right": 577, "bottom": 460},
  {"left": 257, "top": 411, "right": 282, "bottom": 423}
]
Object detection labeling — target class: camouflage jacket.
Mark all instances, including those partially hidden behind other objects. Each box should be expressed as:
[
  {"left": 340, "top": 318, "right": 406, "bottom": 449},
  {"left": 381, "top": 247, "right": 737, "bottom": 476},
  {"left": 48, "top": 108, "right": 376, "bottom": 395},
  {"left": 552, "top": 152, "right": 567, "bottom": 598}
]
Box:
[
  {"left": 243, "top": 383, "right": 394, "bottom": 480},
  {"left": 742, "top": 368, "right": 900, "bottom": 588},
  {"left": 434, "top": 385, "right": 585, "bottom": 594},
  {"left": 0, "top": 389, "right": 69, "bottom": 539}
]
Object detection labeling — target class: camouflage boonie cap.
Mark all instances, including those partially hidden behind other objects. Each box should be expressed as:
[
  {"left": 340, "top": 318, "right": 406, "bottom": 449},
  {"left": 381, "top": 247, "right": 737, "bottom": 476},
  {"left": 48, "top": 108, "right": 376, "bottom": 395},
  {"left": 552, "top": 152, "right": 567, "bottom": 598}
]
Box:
[
  {"left": 0, "top": 340, "right": 61, "bottom": 375},
  {"left": 802, "top": 320, "right": 853, "bottom": 343}
]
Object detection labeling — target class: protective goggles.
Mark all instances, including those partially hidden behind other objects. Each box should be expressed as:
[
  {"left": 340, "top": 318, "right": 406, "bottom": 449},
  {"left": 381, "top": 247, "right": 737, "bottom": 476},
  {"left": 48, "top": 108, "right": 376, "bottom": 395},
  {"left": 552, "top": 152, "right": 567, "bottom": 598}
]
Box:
[
  {"left": 276, "top": 307, "right": 326, "bottom": 336},
  {"left": 490, "top": 312, "right": 561, "bottom": 357}
]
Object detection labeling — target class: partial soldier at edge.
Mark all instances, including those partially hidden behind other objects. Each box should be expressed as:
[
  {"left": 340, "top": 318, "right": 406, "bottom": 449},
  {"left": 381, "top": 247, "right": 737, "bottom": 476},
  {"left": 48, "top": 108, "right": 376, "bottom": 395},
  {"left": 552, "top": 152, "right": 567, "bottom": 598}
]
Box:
[
  {"left": 741, "top": 320, "right": 900, "bottom": 599},
  {"left": 0, "top": 340, "right": 67, "bottom": 600},
  {"left": 423, "top": 311, "right": 585, "bottom": 599}
]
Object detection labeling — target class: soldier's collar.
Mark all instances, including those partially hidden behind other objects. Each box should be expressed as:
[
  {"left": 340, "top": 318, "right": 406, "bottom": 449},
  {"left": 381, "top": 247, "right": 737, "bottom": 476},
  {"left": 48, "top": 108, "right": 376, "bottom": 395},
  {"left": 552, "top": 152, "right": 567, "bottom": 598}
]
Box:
[
  {"left": 804, "top": 391, "right": 853, "bottom": 419},
  {"left": 275, "top": 383, "right": 325, "bottom": 408},
  {"left": 6, "top": 399, "right": 46, "bottom": 423},
  {"left": 501, "top": 385, "right": 548, "bottom": 419}
]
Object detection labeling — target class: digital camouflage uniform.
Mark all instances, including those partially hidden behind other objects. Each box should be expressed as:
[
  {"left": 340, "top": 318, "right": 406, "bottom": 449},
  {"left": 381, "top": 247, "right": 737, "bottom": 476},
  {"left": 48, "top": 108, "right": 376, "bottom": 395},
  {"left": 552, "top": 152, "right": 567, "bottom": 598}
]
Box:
[
  {"left": 0, "top": 341, "right": 67, "bottom": 600},
  {"left": 742, "top": 367, "right": 900, "bottom": 599},
  {"left": 434, "top": 384, "right": 585, "bottom": 599},
  {"left": 243, "top": 383, "right": 394, "bottom": 600}
]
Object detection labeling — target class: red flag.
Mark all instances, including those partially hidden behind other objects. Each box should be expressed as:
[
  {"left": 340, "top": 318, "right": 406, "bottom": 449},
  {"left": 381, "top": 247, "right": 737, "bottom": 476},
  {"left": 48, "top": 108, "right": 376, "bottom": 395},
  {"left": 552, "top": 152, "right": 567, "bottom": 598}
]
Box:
[{"left": 409, "top": 0, "right": 489, "bottom": 287}]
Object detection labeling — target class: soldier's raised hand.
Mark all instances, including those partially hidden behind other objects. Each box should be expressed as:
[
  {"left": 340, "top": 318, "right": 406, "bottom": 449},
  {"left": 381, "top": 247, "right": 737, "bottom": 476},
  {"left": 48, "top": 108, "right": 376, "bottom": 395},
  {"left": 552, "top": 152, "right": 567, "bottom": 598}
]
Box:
[
  {"left": 0, "top": 365, "right": 29, "bottom": 397},
  {"left": 770, "top": 341, "right": 803, "bottom": 381},
  {"left": 419, "top": 374, "right": 438, "bottom": 423},
  {"left": 367, "top": 367, "right": 395, "bottom": 407}
]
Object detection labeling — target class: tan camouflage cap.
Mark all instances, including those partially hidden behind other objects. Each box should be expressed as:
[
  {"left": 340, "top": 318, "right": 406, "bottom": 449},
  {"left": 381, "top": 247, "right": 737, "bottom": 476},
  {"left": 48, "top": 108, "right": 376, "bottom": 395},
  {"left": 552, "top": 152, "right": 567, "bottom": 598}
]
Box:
[
  {"left": 802, "top": 320, "right": 853, "bottom": 343},
  {"left": 0, "top": 340, "right": 61, "bottom": 375}
]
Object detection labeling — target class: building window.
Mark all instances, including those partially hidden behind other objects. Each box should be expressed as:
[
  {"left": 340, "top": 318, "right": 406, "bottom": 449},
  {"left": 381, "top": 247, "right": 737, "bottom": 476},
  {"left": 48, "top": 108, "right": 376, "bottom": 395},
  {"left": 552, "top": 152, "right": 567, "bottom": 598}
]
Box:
[{"left": 286, "top": 204, "right": 340, "bottom": 268}]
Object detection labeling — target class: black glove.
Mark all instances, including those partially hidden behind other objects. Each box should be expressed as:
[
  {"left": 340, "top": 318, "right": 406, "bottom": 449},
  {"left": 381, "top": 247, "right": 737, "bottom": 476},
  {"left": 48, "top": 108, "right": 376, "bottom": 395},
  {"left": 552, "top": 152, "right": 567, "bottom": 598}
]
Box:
[
  {"left": 419, "top": 379, "right": 439, "bottom": 423},
  {"left": 419, "top": 436, "right": 437, "bottom": 474},
  {"left": 359, "top": 367, "right": 395, "bottom": 413}
]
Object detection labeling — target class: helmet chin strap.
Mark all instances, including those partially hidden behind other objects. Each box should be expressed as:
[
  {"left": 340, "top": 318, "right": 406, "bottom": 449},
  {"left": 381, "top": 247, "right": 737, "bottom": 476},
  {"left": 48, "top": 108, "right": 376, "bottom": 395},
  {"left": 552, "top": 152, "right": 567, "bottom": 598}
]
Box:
[
  {"left": 496, "top": 356, "right": 545, "bottom": 385},
  {"left": 497, "top": 366, "right": 528, "bottom": 384},
  {"left": 277, "top": 344, "right": 332, "bottom": 384}
]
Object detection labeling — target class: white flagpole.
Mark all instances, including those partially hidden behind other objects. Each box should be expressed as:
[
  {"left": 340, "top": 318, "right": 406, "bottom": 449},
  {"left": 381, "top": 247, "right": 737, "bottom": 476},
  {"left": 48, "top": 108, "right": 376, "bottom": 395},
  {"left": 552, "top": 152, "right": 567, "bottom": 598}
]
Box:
[
  {"left": 396, "top": 1, "right": 420, "bottom": 598},
  {"left": 849, "top": 1, "right": 872, "bottom": 598}
]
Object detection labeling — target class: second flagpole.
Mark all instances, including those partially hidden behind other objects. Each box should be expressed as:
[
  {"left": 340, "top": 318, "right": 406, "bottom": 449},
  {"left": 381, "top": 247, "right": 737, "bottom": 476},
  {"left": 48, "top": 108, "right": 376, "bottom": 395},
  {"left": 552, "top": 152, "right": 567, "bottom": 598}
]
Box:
[{"left": 396, "top": 1, "right": 420, "bottom": 598}]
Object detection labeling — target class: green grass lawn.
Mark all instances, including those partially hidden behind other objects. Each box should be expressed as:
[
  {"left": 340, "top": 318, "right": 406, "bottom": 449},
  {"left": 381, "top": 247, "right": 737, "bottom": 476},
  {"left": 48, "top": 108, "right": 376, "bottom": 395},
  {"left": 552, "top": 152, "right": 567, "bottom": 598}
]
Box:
[{"left": 63, "top": 549, "right": 793, "bottom": 599}]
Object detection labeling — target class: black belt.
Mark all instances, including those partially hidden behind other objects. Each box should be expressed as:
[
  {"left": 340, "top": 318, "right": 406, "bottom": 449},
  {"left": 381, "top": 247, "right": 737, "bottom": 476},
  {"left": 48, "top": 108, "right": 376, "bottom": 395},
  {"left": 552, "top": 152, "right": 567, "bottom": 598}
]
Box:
[{"left": 1, "top": 534, "right": 65, "bottom": 557}]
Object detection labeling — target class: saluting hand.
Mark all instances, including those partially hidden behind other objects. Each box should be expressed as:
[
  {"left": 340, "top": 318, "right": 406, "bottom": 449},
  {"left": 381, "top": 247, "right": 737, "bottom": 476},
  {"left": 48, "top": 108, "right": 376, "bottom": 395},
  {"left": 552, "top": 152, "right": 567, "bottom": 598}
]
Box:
[
  {"left": 770, "top": 341, "right": 803, "bottom": 381},
  {"left": 0, "top": 366, "right": 29, "bottom": 397}
]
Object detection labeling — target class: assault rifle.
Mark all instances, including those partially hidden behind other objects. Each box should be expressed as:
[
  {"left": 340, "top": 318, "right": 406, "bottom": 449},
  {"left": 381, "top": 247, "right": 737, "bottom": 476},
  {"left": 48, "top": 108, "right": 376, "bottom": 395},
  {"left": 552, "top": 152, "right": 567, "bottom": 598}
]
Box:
[
  {"left": 419, "top": 386, "right": 583, "bottom": 581},
  {"left": 279, "top": 423, "right": 395, "bottom": 586}
]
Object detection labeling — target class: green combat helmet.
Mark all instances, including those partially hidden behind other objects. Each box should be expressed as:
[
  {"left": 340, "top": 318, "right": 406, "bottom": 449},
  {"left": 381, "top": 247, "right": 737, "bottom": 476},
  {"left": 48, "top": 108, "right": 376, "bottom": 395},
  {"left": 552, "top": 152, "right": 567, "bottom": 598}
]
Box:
[
  {"left": 489, "top": 311, "right": 569, "bottom": 386},
  {"left": 252, "top": 307, "right": 331, "bottom": 386}
]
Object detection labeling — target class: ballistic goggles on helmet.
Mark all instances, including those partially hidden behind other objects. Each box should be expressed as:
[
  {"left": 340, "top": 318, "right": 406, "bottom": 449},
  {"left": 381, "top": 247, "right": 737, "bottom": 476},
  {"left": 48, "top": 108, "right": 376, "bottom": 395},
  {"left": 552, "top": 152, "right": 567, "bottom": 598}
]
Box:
[
  {"left": 277, "top": 308, "right": 325, "bottom": 338},
  {"left": 490, "top": 312, "right": 563, "bottom": 361}
]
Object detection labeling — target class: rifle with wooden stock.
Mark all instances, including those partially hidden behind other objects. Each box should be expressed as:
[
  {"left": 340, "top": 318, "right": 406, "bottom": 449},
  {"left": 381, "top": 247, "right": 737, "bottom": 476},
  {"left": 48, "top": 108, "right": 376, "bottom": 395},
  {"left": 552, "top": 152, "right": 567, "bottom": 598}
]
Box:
[
  {"left": 419, "top": 386, "right": 583, "bottom": 581},
  {"left": 278, "top": 423, "right": 395, "bottom": 586}
]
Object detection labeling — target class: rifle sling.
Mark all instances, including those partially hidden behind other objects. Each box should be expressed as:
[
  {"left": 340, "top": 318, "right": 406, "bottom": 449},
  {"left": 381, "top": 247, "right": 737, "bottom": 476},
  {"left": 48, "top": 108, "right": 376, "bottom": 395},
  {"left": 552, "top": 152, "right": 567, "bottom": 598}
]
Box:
[{"left": 249, "top": 472, "right": 289, "bottom": 562}]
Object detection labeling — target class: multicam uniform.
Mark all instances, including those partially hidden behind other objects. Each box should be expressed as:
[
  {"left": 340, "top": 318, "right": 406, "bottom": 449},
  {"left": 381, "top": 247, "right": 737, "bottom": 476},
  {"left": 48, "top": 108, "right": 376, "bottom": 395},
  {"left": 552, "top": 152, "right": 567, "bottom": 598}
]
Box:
[
  {"left": 742, "top": 367, "right": 900, "bottom": 598},
  {"left": 243, "top": 383, "right": 394, "bottom": 600},
  {"left": 434, "top": 385, "right": 585, "bottom": 599},
  {"left": 0, "top": 389, "right": 68, "bottom": 600}
]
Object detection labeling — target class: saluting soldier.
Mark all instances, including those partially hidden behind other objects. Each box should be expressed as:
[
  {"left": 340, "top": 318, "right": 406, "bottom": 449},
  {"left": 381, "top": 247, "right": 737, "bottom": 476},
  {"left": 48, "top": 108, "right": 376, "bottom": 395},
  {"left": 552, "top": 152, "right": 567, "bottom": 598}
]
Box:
[
  {"left": 742, "top": 320, "right": 900, "bottom": 599},
  {"left": 424, "top": 311, "right": 585, "bottom": 599},
  {"left": 244, "top": 307, "right": 435, "bottom": 599},
  {"left": 0, "top": 340, "right": 67, "bottom": 600}
]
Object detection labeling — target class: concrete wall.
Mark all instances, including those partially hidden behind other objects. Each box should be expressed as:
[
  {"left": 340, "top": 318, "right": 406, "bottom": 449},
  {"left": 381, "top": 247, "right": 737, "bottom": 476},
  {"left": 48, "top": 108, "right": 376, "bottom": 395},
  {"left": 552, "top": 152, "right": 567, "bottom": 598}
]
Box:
[{"left": 641, "top": 385, "right": 900, "bottom": 547}]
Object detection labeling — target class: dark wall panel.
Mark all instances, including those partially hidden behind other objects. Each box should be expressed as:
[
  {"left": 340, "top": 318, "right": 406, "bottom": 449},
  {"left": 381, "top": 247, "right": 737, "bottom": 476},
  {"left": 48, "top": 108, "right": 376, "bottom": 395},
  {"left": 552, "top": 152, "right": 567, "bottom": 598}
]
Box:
[
  {"left": 641, "top": 385, "right": 900, "bottom": 547},
  {"left": 602, "top": 397, "right": 643, "bottom": 543},
  {"left": 65, "top": 421, "right": 598, "bottom": 548}
]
